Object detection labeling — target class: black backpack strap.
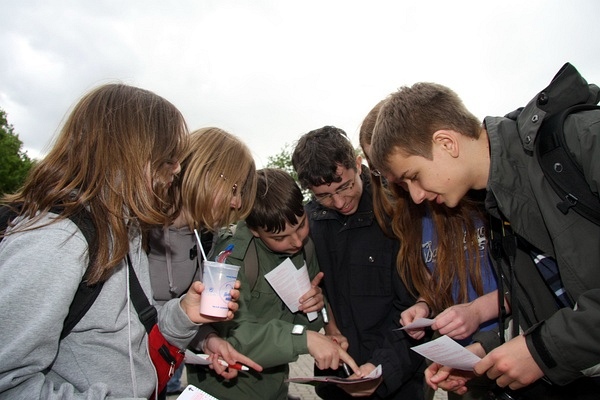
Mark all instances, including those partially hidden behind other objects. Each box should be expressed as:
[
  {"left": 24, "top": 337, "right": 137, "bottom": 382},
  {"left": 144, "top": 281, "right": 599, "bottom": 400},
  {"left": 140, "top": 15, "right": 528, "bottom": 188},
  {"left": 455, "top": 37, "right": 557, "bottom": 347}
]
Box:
[
  {"left": 243, "top": 238, "right": 260, "bottom": 291},
  {"left": 127, "top": 254, "right": 157, "bottom": 333},
  {"left": 537, "top": 104, "right": 600, "bottom": 225},
  {"left": 303, "top": 237, "right": 315, "bottom": 266},
  {"left": 58, "top": 208, "right": 103, "bottom": 339},
  {"left": 0, "top": 206, "right": 11, "bottom": 233},
  {"left": 1, "top": 204, "right": 102, "bottom": 340}
]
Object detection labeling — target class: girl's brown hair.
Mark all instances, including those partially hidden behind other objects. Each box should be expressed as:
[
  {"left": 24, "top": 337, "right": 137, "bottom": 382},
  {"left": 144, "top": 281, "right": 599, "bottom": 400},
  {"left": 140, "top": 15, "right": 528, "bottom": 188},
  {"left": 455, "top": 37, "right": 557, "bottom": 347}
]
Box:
[
  {"left": 360, "top": 99, "right": 485, "bottom": 313},
  {"left": 2, "top": 83, "right": 188, "bottom": 284}
]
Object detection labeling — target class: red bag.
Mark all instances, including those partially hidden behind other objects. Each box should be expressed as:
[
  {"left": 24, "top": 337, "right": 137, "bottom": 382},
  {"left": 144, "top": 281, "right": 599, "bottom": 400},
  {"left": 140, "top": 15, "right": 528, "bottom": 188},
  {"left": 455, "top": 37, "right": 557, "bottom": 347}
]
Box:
[
  {"left": 148, "top": 324, "right": 185, "bottom": 395},
  {"left": 126, "top": 256, "right": 186, "bottom": 397}
]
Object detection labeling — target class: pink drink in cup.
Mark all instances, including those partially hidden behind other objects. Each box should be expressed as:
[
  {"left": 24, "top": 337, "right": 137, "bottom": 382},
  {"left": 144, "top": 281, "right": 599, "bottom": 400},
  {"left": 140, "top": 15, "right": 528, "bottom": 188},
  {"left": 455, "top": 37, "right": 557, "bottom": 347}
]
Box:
[{"left": 200, "top": 261, "right": 240, "bottom": 318}]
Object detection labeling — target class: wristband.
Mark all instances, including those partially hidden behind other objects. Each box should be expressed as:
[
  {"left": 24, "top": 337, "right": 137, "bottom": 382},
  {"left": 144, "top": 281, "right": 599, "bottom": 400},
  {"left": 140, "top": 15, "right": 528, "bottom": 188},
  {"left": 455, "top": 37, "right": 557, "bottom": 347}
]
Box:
[{"left": 291, "top": 324, "right": 306, "bottom": 335}]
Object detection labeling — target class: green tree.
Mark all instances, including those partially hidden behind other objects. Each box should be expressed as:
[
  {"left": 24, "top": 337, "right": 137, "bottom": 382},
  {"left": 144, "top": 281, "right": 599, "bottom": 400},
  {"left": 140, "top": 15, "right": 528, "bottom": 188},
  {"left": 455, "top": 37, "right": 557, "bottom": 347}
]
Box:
[
  {"left": 265, "top": 143, "right": 312, "bottom": 203},
  {"left": 265, "top": 143, "right": 296, "bottom": 178},
  {"left": 0, "top": 108, "right": 34, "bottom": 196}
]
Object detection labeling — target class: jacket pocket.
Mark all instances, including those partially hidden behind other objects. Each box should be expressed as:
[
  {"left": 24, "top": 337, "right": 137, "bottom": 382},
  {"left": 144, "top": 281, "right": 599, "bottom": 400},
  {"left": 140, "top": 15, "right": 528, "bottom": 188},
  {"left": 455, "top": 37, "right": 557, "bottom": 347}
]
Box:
[{"left": 349, "top": 250, "right": 393, "bottom": 297}]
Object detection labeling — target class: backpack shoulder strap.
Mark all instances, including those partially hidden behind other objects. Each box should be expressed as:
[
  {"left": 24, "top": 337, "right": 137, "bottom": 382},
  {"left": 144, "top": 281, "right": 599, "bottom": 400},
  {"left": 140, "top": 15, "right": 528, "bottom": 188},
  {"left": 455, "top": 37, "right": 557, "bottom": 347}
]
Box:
[
  {"left": 243, "top": 238, "right": 259, "bottom": 291},
  {"left": 1, "top": 205, "right": 102, "bottom": 339},
  {"left": 127, "top": 254, "right": 157, "bottom": 333},
  {"left": 58, "top": 207, "right": 103, "bottom": 339},
  {"left": 536, "top": 104, "right": 600, "bottom": 225},
  {"left": 304, "top": 237, "right": 315, "bottom": 266}
]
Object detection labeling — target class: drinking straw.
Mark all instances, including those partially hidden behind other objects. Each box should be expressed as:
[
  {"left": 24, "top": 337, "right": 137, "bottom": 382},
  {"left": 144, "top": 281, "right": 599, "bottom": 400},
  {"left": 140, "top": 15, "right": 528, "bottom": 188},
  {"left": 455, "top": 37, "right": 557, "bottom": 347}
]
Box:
[{"left": 193, "top": 228, "right": 208, "bottom": 261}]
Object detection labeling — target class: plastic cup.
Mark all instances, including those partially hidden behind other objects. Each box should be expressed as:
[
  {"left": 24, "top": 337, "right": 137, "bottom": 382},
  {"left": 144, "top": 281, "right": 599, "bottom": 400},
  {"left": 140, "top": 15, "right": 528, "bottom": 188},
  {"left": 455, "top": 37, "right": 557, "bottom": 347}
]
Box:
[{"left": 200, "top": 261, "right": 240, "bottom": 318}]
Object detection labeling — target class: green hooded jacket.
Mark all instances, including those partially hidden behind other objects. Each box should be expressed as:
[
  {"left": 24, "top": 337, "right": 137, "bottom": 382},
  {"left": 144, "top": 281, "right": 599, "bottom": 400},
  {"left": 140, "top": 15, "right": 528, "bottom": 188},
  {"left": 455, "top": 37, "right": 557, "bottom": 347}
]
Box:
[{"left": 189, "top": 220, "right": 324, "bottom": 400}]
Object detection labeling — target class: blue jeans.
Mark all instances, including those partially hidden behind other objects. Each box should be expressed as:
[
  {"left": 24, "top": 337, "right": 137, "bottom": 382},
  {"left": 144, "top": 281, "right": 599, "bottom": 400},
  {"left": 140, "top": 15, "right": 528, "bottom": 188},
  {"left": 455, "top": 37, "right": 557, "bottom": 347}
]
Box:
[{"left": 166, "top": 363, "right": 184, "bottom": 392}]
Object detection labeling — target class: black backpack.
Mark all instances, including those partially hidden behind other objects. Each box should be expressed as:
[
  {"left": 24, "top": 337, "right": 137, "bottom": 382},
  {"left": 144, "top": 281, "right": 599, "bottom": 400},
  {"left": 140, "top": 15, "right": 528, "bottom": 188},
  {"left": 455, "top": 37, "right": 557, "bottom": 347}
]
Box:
[
  {"left": 0, "top": 206, "right": 102, "bottom": 339},
  {"left": 506, "top": 63, "right": 600, "bottom": 225},
  {"left": 536, "top": 103, "right": 600, "bottom": 225}
]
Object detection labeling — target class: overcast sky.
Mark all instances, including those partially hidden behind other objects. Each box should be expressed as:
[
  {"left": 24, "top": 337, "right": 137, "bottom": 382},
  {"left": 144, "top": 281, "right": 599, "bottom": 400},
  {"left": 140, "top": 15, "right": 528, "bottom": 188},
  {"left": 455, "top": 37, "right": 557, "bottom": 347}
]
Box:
[{"left": 1, "top": 0, "right": 599, "bottom": 167}]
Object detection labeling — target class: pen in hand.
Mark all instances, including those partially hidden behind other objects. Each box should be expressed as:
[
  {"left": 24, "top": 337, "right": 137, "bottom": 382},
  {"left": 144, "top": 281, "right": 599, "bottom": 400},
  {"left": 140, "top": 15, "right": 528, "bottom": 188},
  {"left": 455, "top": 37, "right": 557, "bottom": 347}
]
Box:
[
  {"left": 221, "top": 360, "right": 249, "bottom": 371},
  {"left": 198, "top": 354, "right": 249, "bottom": 371}
]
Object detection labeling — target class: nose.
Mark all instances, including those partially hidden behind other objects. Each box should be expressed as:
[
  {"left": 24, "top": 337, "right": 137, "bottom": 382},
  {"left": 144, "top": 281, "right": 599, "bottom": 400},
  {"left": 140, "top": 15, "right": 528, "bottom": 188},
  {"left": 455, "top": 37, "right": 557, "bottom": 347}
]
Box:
[
  {"left": 331, "top": 193, "right": 345, "bottom": 209},
  {"left": 290, "top": 233, "right": 303, "bottom": 249},
  {"left": 230, "top": 195, "right": 242, "bottom": 210},
  {"left": 407, "top": 182, "right": 427, "bottom": 204}
]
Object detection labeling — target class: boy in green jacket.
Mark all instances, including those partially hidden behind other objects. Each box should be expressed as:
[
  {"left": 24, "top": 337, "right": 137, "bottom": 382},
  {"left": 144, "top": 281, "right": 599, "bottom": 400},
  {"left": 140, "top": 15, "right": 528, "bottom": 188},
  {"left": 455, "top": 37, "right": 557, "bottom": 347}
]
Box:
[{"left": 189, "top": 168, "right": 360, "bottom": 400}]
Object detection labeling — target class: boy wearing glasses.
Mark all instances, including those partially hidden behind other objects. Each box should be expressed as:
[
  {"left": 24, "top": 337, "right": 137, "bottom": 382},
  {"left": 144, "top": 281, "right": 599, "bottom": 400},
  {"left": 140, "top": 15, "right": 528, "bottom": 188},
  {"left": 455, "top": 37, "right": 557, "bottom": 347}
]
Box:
[
  {"left": 292, "top": 126, "right": 425, "bottom": 400},
  {"left": 190, "top": 168, "right": 360, "bottom": 400}
]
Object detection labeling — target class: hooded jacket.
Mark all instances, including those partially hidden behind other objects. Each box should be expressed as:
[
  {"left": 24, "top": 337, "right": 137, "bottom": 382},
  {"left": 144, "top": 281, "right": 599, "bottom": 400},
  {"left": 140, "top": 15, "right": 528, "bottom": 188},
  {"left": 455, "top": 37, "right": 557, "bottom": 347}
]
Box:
[
  {"left": 190, "top": 221, "right": 324, "bottom": 400},
  {"left": 0, "top": 213, "right": 200, "bottom": 399},
  {"left": 476, "top": 63, "right": 600, "bottom": 391}
]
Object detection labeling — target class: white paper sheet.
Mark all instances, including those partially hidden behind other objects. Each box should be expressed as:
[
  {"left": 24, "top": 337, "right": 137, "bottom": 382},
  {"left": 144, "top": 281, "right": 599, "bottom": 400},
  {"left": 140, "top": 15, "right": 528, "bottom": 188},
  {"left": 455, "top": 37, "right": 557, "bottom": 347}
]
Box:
[
  {"left": 411, "top": 335, "right": 481, "bottom": 371},
  {"left": 264, "top": 258, "right": 317, "bottom": 321},
  {"left": 395, "top": 317, "right": 435, "bottom": 330},
  {"left": 176, "top": 384, "right": 219, "bottom": 400},
  {"left": 183, "top": 350, "right": 212, "bottom": 365}
]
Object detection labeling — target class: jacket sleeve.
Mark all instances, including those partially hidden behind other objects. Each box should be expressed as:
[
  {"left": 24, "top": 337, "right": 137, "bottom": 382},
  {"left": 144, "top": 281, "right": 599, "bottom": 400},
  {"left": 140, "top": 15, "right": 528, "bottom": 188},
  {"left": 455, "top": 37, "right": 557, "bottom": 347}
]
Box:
[{"left": 525, "top": 111, "right": 600, "bottom": 384}]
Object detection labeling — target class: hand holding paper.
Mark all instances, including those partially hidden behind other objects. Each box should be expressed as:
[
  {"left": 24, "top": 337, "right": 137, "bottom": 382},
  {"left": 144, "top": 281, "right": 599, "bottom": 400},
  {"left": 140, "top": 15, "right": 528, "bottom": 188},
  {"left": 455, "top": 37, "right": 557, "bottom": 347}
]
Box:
[
  {"left": 411, "top": 335, "right": 481, "bottom": 371},
  {"left": 264, "top": 258, "right": 318, "bottom": 321},
  {"left": 396, "top": 317, "right": 435, "bottom": 331}
]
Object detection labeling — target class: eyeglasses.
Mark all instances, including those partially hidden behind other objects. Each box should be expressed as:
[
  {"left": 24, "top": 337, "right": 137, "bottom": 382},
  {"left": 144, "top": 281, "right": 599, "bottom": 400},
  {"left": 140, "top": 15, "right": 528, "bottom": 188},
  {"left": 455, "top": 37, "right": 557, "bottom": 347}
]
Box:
[
  {"left": 314, "top": 180, "right": 355, "bottom": 204},
  {"left": 220, "top": 173, "right": 239, "bottom": 197}
]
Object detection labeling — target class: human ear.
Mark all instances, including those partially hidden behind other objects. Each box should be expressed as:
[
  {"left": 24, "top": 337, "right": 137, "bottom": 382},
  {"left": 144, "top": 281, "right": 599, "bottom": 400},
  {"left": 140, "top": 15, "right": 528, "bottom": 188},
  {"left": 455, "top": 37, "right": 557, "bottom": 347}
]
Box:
[
  {"left": 355, "top": 155, "right": 363, "bottom": 174},
  {"left": 432, "top": 130, "right": 459, "bottom": 158},
  {"left": 249, "top": 228, "right": 261, "bottom": 238}
]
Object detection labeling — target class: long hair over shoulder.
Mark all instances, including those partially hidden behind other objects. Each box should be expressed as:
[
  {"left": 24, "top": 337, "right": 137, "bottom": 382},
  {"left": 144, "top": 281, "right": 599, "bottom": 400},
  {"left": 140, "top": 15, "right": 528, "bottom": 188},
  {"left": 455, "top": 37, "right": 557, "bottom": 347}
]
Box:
[
  {"left": 2, "top": 83, "right": 188, "bottom": 284},
  {"left": 360, "top": 99, "right": 485, "bottom": 313}
]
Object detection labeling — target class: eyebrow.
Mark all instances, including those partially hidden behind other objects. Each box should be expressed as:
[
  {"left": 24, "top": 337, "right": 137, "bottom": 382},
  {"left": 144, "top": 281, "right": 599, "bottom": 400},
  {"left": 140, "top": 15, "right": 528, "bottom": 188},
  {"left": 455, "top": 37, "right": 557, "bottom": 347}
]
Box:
[{"left": 395, "top": 168, "right": 410, "bottom": 181}]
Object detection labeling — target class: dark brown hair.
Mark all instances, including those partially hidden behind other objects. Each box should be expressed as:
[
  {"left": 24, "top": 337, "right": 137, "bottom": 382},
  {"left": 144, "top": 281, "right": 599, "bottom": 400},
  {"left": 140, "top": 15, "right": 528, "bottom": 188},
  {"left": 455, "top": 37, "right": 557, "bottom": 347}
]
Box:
[
  {"left": 292, "top": 126, "right": 356, "bottom": 189},
  {"left": 246, "top": 168, "right": 304, "bottom": 233}
]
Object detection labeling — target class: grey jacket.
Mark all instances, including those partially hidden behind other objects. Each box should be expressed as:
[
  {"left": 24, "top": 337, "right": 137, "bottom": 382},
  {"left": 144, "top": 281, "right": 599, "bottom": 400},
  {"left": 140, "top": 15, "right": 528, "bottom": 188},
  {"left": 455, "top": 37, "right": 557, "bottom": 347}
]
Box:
[
  {"left": 0, "top": 214, "right": 200, "bottom": 399},
  {"left": 478, "top": 64, "right": 600, "bottom": 387},
  {"left": 147, "top": 225, "right": 215, "bottom": 351},
  {"left": 148, "top": 225, "right": 201, "bottom": 305}
]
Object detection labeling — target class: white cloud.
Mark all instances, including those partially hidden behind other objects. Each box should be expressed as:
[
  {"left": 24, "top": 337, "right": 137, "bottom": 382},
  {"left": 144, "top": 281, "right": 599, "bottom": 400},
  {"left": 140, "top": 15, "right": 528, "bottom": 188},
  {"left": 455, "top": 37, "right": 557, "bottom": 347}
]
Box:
[{"left": 1, "top": 0, "right": 599, "bottom": 167}]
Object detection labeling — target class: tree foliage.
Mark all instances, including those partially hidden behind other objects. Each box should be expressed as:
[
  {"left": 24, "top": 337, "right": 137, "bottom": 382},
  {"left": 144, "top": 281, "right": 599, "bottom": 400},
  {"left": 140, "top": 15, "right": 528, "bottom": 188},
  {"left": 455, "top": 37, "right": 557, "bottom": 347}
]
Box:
[
  {"left": 265, "top": 143, "right": 296, "bottom": 178},
  {"left": 265, "top": 143, "right": 312, "bottom": 203},
  {"left": 0, "top": 108, "right": 34, "bottom": 196}
]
